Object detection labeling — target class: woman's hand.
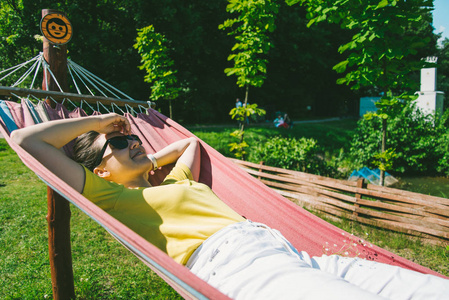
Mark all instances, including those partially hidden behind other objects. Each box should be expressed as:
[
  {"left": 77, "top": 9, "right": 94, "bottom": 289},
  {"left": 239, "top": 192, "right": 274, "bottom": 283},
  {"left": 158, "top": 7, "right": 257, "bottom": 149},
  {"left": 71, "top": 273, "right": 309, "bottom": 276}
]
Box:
[
  {"left": 153, "top": 137, "right": 201, "bottom": 181},
  {"left": 96, "top": 113, "right": 131, "bottom": 135},
  {"left": 11, "top": 113, "right": 132, "bottom": 193}
]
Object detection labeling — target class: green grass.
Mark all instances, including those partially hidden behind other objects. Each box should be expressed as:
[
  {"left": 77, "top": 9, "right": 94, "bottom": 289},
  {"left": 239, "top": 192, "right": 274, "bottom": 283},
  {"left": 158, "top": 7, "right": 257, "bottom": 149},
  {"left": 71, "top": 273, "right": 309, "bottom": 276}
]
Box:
[
  {"left": 1, "top": 118, "right": 448, "bottom": 299},
  {"left": 189, "top": 118, "right": 358, "bottom": 158},
  {"left": 190, "top": 118, "right": 358, "bottom": 175},
  {"left": 0, "top": 139, "right": 182, "bottom": 299},
  {"left": 321, "top": 215, "right": 449, "bottom": 277}
]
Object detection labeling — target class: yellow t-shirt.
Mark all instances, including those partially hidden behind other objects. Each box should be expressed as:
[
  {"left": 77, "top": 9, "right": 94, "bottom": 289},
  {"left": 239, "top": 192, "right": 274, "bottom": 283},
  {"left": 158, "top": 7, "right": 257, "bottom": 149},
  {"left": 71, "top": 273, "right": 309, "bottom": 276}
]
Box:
[{"left": 82, "top": 162, "right": 245, "bottom": 265}]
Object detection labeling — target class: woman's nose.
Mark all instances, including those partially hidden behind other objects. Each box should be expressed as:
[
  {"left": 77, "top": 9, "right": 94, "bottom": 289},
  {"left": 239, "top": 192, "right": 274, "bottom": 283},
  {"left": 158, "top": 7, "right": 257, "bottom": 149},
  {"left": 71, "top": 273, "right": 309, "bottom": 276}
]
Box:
[{"left": 129, "top": 139, "right": 140, "bottom": 149}]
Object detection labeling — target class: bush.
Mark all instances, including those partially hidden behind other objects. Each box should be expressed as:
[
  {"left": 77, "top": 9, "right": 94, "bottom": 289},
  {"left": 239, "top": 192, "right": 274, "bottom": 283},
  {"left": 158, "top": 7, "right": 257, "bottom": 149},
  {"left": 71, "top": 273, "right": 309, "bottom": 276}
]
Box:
[
  {"left": 436, "top": 114, "right": 449, "bottom": 176},
  {"left": 248, "top": 136, "right": 338, "bottom": 176},
  {"left": 350, "top": 103, "right": 449, "bottom": 176}
]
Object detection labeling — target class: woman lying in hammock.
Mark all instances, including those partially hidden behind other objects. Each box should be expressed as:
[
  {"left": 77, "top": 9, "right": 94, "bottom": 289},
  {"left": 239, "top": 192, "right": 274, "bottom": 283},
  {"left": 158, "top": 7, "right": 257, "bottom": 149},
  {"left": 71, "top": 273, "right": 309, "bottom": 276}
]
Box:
[{"left": 11, "top": 113, "right": 449, "bottom": 300}]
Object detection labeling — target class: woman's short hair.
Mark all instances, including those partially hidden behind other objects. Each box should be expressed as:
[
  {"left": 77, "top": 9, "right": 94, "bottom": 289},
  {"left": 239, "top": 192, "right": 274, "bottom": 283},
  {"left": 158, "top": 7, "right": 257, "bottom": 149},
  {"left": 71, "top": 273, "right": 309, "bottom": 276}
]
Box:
[{"left": 73, "top": 131, "right": 102, "bottom": 171}]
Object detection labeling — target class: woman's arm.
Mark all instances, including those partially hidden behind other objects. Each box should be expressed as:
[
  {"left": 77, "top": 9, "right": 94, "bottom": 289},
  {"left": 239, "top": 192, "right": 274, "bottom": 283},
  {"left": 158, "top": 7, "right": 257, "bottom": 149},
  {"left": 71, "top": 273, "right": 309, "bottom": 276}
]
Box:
[
  {"left": 152, "top": 137, "right": 201, "bottom": 181},
  {"left": 10, "top": 113, "right": 131, "bottom": 193}
]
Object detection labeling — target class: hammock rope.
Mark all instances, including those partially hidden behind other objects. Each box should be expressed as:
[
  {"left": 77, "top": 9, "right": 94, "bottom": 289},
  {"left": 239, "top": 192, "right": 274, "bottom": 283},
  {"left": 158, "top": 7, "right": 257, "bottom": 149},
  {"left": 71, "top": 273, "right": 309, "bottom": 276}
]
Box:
[
  {"left": 68, "top": 60, "right": 108, "bottom": 97},
  {"left": 30, "top": 56, "right": 42, "bottom": 89},
  {"left": 67, "top": 59, "right": 135, "bottom": 100},
  {"left": 0, "top": 53, "right": 41, "bottom": 80},
  {"left": 81, "top": 99, "right": 96, "bottom": 113},
  {"left": 42, "top": 58, "right": 65, "bottom": 92},
  {"left": 1, "top": 53, "right": 137, "bottom": 103},
  {"left": 97, "top": 100, "right": 111, "bottom": 113},
  {"left": 11, "top": 57, "right": 41, "bottom": 88},
  {"left": 67, "top": 61, "right": 83, "bottom": 94},
  {"left": 0, "top": 54, "right": 153, "bottom": 117}
]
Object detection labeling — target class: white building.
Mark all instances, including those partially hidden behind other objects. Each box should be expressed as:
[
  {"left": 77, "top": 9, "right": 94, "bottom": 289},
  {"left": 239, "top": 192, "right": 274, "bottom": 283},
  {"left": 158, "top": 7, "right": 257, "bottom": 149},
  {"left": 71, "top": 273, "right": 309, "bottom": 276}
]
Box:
[{"left": 415, "top": 57, "right": 445, "bottom": 115}]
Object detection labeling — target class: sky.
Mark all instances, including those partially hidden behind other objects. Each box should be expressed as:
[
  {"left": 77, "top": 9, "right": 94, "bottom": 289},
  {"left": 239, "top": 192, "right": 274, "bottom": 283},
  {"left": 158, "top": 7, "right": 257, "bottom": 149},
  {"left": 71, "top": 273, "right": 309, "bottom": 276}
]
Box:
[{"left": 433, "top": 0, "right": 449, "bottom": 46}]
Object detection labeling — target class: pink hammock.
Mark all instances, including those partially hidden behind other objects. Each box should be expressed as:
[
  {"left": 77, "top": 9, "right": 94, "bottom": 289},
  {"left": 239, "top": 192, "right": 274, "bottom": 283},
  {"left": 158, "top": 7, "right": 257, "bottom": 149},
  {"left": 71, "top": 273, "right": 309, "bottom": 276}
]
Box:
[{"left": 0, "top": 99, "right": 446, "bottom": 299}]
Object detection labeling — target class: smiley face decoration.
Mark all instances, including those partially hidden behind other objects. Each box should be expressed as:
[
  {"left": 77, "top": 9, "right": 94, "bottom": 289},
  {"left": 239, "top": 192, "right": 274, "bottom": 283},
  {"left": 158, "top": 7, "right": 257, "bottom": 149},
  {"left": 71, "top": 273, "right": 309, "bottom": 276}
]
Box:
[{"left": 40, "top": 13, "right": 73, "bottom": 45}]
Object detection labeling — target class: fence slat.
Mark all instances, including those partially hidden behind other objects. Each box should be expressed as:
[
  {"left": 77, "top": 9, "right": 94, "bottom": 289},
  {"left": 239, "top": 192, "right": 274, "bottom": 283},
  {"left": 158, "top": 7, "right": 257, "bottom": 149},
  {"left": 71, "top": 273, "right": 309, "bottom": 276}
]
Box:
[{"left": 231, "top": 159, "right": 449, "bottom": 243}]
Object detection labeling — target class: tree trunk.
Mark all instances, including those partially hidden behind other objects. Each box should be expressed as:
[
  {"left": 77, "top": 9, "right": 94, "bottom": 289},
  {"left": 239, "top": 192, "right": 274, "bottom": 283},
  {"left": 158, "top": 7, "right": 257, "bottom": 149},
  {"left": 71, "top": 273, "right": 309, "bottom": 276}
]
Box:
[
  {"left": 380, "top": 118, "right": 387, "bottom": 186},
  {"left": 240, "top": 85, "right": 249, "bottom": 144}
]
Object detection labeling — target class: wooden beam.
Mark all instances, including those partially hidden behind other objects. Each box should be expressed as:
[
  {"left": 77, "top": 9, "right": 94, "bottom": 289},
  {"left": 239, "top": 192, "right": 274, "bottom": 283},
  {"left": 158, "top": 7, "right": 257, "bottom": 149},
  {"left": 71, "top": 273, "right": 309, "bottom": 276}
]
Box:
[{"left": 41, "top": 8, "right": 75, "bottom": 300}]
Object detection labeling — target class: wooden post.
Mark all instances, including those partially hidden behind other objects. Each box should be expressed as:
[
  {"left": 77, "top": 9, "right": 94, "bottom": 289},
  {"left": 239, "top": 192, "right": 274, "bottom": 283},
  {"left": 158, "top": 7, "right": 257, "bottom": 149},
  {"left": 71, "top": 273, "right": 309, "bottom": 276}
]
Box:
[
  {"left": 380, "top": 118, "right": 387, "bottom": 186},
  {"left": 258, "top": 161, "right": 264, "bottom": 180},
  {"left": 353, "top": 178, "right": 365, "bottom": 218},
  {"left": 41, "top": 9, "right": 75, "bottom": 300}
]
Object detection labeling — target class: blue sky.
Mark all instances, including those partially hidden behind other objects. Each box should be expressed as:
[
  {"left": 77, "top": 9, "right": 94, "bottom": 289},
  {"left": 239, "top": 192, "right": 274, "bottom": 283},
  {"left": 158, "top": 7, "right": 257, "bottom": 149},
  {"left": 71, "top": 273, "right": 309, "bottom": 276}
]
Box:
[{"left": 433, "top": 0, "right": 448, "bottom": 46}]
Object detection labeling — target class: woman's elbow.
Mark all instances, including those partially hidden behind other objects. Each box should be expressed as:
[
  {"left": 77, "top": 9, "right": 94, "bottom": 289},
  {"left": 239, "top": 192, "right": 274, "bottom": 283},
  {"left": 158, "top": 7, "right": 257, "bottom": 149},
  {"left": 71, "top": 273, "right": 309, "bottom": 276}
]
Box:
[
  {"left": 10, "top": 129, "right": 26, "bottom": 146},
  {"left": 11, "top": 128, "right": 38, "bottom": 151},
  {"left": 187, "top": 137, "right": 200, "bottom": 153},
  {"left": 187, "top": 137, "right": 199, "bottom": 146}
]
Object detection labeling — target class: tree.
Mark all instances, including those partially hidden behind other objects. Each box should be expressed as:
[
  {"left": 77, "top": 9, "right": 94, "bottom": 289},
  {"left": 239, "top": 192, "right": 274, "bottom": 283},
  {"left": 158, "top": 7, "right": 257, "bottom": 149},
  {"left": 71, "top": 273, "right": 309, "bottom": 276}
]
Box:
[
  {"left": 0, "top": 0, "right": 39, "bottom": 81},
  {"left": 219, "top": 0, "right": 278, "bottom": 158},
  {"left": 219, "top": 0, "right": 278, "bottom": 101},
  {"left": 290, "top": 0, "right": 434, "bottom": 185},
  {"left": 0, "top": 0, "right": 357, "bottom": 123},
  {"left": 2, "top": 0, "right": 439, "bottom": 125},
  {"left": 134, "top": 25, "right": 181, "bottom": 119},
  {"left": 436, "top": 38, "right": 449, "bottom": 107}
]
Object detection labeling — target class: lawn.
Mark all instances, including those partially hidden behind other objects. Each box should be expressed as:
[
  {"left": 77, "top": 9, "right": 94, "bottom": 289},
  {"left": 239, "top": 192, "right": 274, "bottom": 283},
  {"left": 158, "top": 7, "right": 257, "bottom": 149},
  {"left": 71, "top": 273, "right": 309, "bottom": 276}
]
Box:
[
  {"left": 189, "top": 118, "right": 359, "bottom": 157},
  {"left": 0, "top": 139, "right": 182, "bottom": 299},
  {"left": 1, "top": 119, "right": 448, "bottom": 298},
  {"left": 189, "top": 118, "right": 358, "bottom": 176}
]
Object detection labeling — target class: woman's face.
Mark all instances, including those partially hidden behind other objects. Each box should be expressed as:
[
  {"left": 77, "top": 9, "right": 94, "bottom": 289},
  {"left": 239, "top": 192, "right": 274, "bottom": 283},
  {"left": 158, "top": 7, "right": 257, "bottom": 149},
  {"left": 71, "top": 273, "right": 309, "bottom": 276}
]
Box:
[{"left": 93, "top": 132, "right": 152, "bottom": 182}]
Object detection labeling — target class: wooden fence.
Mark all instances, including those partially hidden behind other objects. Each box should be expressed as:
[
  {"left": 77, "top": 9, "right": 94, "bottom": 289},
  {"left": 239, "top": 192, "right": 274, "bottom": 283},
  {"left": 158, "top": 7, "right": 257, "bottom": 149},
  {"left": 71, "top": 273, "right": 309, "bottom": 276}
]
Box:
[{"left": 230, "top": 159, "right": 449, "bottom": 244}]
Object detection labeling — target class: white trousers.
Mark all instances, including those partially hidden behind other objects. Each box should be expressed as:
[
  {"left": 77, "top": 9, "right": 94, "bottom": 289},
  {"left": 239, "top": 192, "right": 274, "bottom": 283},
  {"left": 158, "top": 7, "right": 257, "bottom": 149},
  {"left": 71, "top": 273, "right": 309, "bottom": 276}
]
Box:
[{"left": 186, "top": 221, "right": 449, "bottom": 300}]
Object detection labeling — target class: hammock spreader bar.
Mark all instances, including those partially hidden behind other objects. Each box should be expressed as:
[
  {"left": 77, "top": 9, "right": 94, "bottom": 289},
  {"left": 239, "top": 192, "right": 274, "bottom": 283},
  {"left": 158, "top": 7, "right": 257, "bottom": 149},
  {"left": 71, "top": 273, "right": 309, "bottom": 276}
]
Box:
[{"left": 0, "top": 86, "right": 146, "bottom": 109}]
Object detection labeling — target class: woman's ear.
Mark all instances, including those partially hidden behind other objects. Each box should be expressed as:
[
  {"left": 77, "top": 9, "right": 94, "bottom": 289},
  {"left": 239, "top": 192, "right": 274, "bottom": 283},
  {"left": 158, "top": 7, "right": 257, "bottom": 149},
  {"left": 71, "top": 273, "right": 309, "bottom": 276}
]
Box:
[{"left": 94, "top": 167, "right": 111, "bottom": 179}]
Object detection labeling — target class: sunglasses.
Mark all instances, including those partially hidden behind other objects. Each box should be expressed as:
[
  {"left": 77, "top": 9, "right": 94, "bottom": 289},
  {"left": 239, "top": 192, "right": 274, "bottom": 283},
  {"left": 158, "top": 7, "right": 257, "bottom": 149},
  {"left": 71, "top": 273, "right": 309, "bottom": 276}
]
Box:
[{"left": 93, "top": 134, "right": 142, "bottom": 168}]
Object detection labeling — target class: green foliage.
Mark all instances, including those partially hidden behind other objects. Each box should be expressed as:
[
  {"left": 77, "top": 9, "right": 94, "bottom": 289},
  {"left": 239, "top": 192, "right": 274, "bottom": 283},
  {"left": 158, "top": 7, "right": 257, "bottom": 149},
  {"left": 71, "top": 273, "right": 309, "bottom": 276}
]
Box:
[
  {"left": 228, "top": 103, "right": 266, "bottom": 158},
  {"left": 220, "top": 0, "right": 275, "bottom": 157},
  {"left": 364, "top": 93, "right": 406, "bottom": 120},
  {"left": 248, "top": 136, "right": 337, "bottom": 176},
  {"left": 372, "top": 148, "right": 397, "bottom": 171},
  {"left": 219, "top": 0, "right": 278, "bottom": 88},
  {"left": 363, "top": 93, "right": 416, "bottom": 172},
  {"left": 1, "top": 0, "right": 441, "bottom": 124},
  {"left": 134, "top": 25, "right": 181, "bottom": 102},
  {"left": 298, "top": 0, "right": 433, "bottom": 92},
  {"left": 0, "top": 0, "right": 38, "bottom": 84},
  {"left": 230, "top": 103, "right": 266, "bottom": 122},
  {"left": 191, "top": 118, "right": 358, "bottom": 161},
  {"left": 435, "top": 113, "right": 449, "bottom": 176},
  {"left": 350, "top": 103, "right": 449, "bottom": 176},
  {"left": 228, "top": 130, "right": 249, "bottom": 158},
  {"left": 437, "top": 39, "right": 449, "bottom": 108},
  {"left": 296, "top": 0, "right": 434, "bottom": 184}
]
